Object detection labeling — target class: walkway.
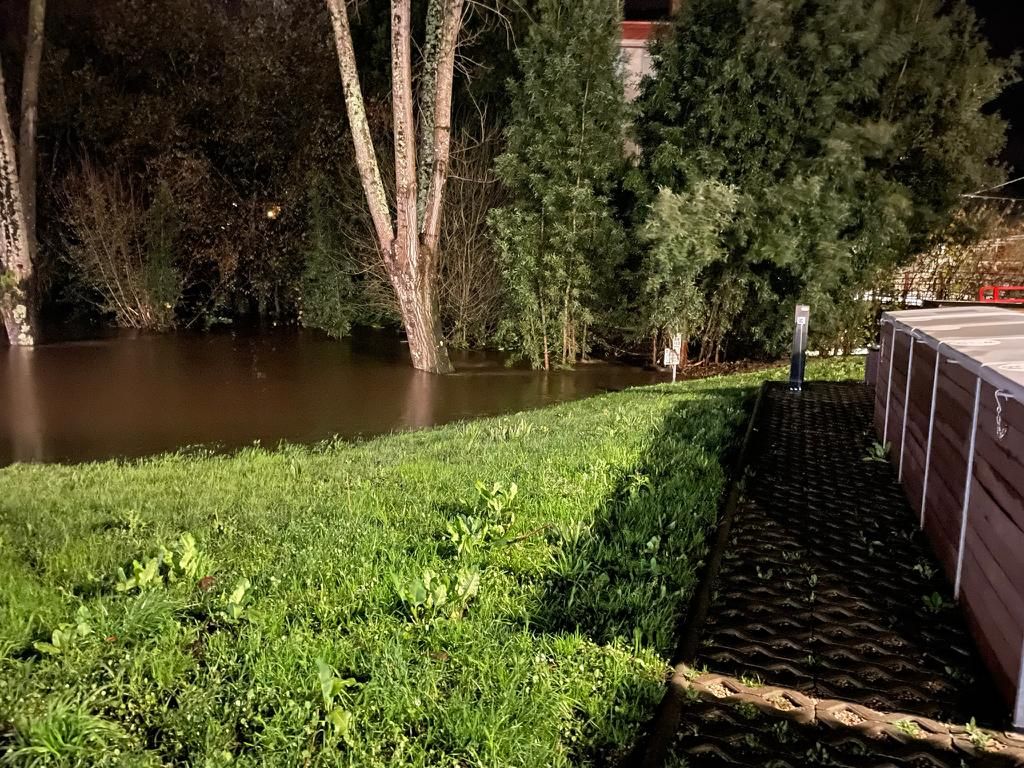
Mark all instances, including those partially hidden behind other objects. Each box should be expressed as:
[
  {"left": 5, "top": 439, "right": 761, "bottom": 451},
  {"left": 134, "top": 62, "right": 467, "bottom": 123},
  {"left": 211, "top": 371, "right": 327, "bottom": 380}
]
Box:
[{"left": 642, "top": 382, "right": 1024, "bottom": 767}]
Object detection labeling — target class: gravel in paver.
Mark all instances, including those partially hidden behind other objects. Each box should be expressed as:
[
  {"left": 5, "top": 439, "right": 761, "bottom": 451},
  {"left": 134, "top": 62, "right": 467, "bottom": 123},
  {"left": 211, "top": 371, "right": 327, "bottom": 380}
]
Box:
[{"left": 665, "top": 381, "right": 1022, "bottom": 768}]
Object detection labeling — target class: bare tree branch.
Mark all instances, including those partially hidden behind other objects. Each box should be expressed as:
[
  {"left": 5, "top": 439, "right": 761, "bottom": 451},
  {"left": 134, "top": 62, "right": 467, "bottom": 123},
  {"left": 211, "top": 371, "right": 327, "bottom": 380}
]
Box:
[
  {"left": 420, "top": 0, "right": 465, "bottom": 257},
  {"left": 391, "top": 0, "right": 419, "bottom": 273},
  {"left": 18, "top": 0, "right": 46, "bottom": 262},
  {"left": 326, "top": 0, "right": 395, "bottom": 257}
]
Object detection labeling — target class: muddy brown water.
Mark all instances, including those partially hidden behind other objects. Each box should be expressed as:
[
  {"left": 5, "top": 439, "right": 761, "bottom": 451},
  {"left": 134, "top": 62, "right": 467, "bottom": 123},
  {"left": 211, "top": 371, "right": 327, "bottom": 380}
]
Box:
[{"left": 0, "top": 327, "right": 663, "bottom": 465}]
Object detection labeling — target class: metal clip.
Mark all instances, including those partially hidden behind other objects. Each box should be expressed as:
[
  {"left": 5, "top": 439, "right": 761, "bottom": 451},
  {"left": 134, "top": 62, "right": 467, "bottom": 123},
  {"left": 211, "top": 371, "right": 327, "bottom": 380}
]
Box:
[{"left": 995, "top": 390, "right": 1014, "bottom": 440}]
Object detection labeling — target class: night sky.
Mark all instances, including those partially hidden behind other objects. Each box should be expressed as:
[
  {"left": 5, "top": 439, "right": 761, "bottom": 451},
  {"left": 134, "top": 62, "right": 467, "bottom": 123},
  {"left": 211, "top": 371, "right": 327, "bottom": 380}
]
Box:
[{"left": 969, "top": 0, "right": 1024, "bottom": 192}]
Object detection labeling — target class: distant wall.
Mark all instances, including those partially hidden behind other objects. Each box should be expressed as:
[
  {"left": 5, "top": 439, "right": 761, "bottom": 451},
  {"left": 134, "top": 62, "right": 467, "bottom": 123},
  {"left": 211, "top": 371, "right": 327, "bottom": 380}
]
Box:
[{"left": 620, "top": 21, "right": 657, "bottom": 102}]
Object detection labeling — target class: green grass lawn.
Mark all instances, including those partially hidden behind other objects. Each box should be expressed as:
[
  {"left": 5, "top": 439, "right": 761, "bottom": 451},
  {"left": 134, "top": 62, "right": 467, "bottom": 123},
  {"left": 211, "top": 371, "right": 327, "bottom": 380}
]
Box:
[{"left": 0, "top": 358, "right": 862, "bottom": 767}]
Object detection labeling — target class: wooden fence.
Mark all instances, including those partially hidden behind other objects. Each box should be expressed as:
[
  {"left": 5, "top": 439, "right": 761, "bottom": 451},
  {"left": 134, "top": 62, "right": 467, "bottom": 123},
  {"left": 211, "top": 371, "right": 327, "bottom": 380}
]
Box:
[{"left": 875, "top": 308, "right": 1024, "bottom": 729}]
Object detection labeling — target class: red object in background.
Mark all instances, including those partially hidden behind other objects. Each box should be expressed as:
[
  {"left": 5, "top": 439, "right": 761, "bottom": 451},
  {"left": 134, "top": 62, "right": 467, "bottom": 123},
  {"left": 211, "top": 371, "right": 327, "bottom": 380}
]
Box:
[
  {"left": 978, "top": 285, "right": 1024, "bottom": 304},
  {"left": 621, "top": 20, "right": 658, "bottom": 41}
]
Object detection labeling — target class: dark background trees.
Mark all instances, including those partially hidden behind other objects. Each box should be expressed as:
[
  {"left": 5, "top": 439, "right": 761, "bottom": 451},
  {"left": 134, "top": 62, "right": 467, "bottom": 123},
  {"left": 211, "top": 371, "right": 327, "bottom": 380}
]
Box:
[
  {"left": 0, "top": 0, "right": 525, "bottom": 340},
  {"left": 2, "top": 0, "right": 348, "bottom": 326},
  {"left": 0, "top": 0, "right": 1017, "bottom": 368}
]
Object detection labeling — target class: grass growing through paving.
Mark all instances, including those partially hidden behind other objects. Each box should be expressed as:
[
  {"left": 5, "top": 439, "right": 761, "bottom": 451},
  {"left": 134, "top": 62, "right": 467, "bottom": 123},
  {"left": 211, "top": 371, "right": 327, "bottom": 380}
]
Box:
[{"left": 0, "top": 358, "right": 862, "bottom": 766}]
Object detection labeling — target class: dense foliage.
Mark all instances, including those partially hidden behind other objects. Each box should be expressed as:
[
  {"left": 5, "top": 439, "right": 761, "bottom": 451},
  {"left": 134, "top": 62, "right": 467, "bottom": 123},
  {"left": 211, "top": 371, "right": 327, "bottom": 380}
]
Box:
[
  {"left": 639, "top": 181, "right": 738, "bottom": 364},
  {"left": 490, "top": 0, "right": 628, "bottom": 368},
  {"left": 0, "top": 0, "right": 523, "bottom": 333},
  {"left": 0, "top": 358, "right": 863, "bottom": 766},
  {"left": 0, "top": 0, "right": 1013, "bottom": 361},
  {"left": 633, "top": 0, "right": 1014, "bottom": 357}
]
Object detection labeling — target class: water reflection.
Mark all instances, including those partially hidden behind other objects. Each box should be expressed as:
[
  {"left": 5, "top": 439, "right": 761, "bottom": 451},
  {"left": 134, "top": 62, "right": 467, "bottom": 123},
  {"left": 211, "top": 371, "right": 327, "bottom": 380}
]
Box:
[
  {"left": 401, "top": 371, "right": 436, "bottom": 430},
  {"left": 0, "top": 328, "right": 660, "bottom": 465},
  {"left": 5, "top": 348, "right": 43, "bottom": 462}
]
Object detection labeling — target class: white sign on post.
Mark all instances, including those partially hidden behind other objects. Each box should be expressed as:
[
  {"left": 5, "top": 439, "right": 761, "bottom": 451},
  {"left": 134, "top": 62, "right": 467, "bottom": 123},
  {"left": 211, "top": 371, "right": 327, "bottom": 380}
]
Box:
[
  {"left": 664, "top": 347, "right": 680, "bottom": 382},
  {"left": 665, "top": 333, "right": 683, "bottom": 382}
]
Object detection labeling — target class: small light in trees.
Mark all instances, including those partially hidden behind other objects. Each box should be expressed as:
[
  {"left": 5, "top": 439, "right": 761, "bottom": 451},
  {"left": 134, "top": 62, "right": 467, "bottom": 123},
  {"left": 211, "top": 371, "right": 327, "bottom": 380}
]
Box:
[{"left": 265, "top": 204, "right": 281, "bottom": 220}]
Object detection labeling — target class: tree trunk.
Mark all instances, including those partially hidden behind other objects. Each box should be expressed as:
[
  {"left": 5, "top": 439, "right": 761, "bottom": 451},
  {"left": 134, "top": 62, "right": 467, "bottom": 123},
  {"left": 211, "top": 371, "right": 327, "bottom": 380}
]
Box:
[
  {"left": 392, "top": 264, "right": 452, "bottom": 373},
  {"left": 18, "top": 0, "right": 45, "bottom": 263},
  {"left": 539, "top": 298, "right": 550, "bottom": 371},
  {"left": 678, "top": 322, "right": 688, "bottom": 369},
  {"left": 0, "top": 58, "right": 34, "bottom": 346},
  {"left": 326, "top": 0, "right": 460, "bottom": 374}
]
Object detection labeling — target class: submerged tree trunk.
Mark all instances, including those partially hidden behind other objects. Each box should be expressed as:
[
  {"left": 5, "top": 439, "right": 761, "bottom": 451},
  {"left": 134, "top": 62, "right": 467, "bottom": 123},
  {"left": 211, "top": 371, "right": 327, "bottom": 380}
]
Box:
[
  {"left": 0, "top": 60, "right": 34, "bottom": 346},
  {"left": 392, "top": 262, "right": 449, "bottom": 373},
  {"left": 18, "top": 0, "right": 45, "bottom": 262},
  {"left": 326, "top": 0, "right": 462, "bottom": 374}
]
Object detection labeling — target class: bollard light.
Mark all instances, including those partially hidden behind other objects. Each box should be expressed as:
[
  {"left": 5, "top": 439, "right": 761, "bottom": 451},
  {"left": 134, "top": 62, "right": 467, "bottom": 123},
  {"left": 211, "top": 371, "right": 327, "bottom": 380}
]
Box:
[{"left": 789, "top": 304, "right": 809, "bottom": 391}]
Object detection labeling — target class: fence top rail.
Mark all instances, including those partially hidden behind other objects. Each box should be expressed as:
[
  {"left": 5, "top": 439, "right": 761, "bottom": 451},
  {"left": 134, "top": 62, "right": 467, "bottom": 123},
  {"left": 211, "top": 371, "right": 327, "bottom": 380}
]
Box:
[{"left": 882, "top": 306, "right": 1024, "bottom": 403}]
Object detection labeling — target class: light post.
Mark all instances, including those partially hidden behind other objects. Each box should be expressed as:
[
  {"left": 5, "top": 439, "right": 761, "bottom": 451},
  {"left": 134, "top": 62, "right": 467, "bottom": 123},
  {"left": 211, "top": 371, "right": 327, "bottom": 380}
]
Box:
[{"left": 789, "top": 304, "right": 809, "bottom": 391}]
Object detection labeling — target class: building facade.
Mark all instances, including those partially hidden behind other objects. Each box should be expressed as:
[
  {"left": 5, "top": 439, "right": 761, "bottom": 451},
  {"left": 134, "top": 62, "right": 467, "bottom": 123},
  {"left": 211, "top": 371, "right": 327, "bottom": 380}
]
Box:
[{"left": 620, "top": 0, "right": 678, "bottom": 100}]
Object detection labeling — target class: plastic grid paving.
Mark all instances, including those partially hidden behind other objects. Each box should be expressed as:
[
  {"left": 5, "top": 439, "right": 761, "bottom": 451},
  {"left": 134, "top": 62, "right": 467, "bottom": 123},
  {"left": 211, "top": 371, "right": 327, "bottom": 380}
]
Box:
[{"left": 666, "top": 381, "right": 1024, "bottom": 767}]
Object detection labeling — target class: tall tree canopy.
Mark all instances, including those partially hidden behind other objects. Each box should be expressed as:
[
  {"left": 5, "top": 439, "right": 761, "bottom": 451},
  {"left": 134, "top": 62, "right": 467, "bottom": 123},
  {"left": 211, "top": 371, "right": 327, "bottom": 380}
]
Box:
[
  {"left": 634, "top": 0, "right": 1014, "bottom": 357},
  {"left": 491, "top": 0, "right": 628, "bottom": 369}
]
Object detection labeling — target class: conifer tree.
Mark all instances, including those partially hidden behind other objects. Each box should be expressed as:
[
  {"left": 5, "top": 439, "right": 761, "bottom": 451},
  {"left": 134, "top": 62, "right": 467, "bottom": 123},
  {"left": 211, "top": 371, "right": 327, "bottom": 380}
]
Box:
[
  {"left": 635, "top": 0, "right": 1013, "bottom": 357},
  {"left": 491, "top": 0, "right": 628, "bottom": 369}
]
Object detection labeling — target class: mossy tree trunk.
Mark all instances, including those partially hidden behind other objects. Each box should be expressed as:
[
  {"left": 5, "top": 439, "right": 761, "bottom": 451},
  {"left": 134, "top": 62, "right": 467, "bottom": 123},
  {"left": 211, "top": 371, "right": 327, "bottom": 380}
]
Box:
[
  {"left": 18, "top": 0, "right": 46, "bottom": 264},
  {"left": 0, "top": 59, "right": 34, "bottom": 346},
  {"left": 326, "top": 0, "right": 463, "bottom": 374}
]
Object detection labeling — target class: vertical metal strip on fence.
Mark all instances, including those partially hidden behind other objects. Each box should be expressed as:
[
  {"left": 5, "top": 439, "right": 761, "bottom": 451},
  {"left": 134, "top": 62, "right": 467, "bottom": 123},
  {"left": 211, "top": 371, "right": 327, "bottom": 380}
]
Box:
[
  {"left": 898, "top": 335, "right": 917, "bottom": 481},
  {"left": 954, "top": 376, "right": 982, "bottom": 600},
  {"left": 920, "top": 344, "right": 944, "bottom": 529},
  {"left": 882, "top": 322, "right": 897, "bottom": 448},
  {"left": 1016, "top": 635, "right": 1024, "bottom": 730}
]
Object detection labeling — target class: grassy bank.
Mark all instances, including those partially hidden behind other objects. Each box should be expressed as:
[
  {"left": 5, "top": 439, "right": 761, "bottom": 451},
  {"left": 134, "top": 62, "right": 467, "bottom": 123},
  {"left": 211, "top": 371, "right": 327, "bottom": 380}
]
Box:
[{"left": 0, "top": 358, "right": 862, "bottom": 767}]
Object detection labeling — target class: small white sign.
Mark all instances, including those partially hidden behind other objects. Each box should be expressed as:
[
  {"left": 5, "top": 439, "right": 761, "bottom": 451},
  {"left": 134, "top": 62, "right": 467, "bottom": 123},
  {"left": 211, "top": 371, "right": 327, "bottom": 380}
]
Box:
[
  {"left": 671, "top": 334, "right": 682, "bottom": 354},
  {"left": 663, "top": 348, "right": 680, "bottom": 367}
]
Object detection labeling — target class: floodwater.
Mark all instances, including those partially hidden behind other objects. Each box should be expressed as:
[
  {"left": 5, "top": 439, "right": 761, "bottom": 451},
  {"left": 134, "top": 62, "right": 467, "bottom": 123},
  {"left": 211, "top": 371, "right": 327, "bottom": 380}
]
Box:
[{"left": 0, "top": 328, "right": 661, "bottom": 465}]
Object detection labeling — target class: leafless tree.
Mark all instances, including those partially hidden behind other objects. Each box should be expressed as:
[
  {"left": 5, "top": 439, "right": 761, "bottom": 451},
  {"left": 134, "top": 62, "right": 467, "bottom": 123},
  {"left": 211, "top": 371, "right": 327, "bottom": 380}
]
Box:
[
  {"left": 326, "top": 0, "right": 465, "bottom": 373},
  {"left": 439, "top": 126, "right": 504, "bottom": 347},
  {"left": 61, "top": 159, "right": 177, "bottom": 330},
  {"left": 889, "top": 204, "right": 1024, "bottom": 303}
]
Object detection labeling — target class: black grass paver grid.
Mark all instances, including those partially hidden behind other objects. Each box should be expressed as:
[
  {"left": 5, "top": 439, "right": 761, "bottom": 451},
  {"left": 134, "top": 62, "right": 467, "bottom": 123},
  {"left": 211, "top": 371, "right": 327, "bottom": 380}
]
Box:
[{"left": 665, "top": 381, "right": 1023, "bottom": 768}]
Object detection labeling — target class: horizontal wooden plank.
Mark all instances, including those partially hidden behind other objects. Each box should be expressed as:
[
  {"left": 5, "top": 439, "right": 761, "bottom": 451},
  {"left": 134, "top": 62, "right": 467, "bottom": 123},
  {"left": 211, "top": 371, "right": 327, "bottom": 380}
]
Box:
[
  {"left": 959, "top": 580, "right": 1018, "bottom": 702},
  {"left": 960, "top": 537, "right": 1022, "bottom": 700},
  {"left": 964, "top": 475, "right": 1024, "bottom": 625}
]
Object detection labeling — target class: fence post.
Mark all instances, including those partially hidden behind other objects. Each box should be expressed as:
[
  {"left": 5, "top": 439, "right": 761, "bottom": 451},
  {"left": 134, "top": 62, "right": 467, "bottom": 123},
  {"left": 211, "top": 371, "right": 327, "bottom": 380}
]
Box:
[
  {"left": 1016, "top": 635, "right": 1024, "bottom": 730},
  {"left": 954, "top": 376, "right": 982, "bottom": 600},
  {"left": 898, "top": 334, "right": 918, "bottom": 481},
  {"left": 920, "top": 344, "right": 944, "bottom": 529},
  {"left": 882, "top": 322, "right": 897, "bottom": 447}
]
